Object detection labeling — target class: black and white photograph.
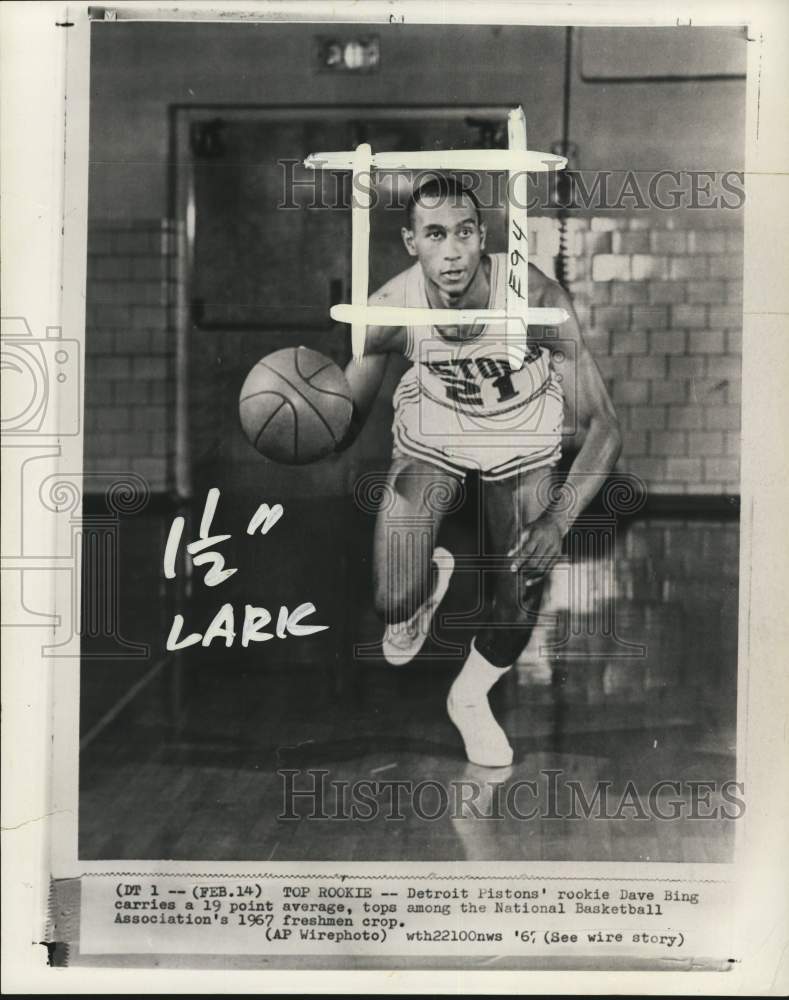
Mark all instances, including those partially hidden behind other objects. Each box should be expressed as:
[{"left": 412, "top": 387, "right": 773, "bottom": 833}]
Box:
[
  {"left": 77, "top": 15, "right": 745, "bottom": 865},
  {"left": 2, "top": 0, "right": 788, "bottom": 990}
]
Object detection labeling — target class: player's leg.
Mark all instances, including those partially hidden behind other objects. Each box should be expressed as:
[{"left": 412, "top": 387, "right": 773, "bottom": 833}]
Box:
[
  {"left": 448, "top": 463, "right": 554, "bottom": 766},
  {"left": 372, "top": 454, "right": 462, "bottom": 663},
  {"left": 476, "top": 464, "right": 553, "bottom": 666}
]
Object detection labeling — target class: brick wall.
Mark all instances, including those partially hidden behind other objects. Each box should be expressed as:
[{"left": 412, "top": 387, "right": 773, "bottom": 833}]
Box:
[
  {"left": 84, "top": 221, "right": 176, "bottom": 493},
  {"left": 83, "top": 213, "right": 742, "bottom": 498},
  {"left": 532, "top": 213, "right": 742, "bottom": 496}
]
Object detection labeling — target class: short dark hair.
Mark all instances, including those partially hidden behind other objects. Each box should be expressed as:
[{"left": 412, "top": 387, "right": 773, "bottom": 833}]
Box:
[{"left": 405, "top": 174, "right": 482, "bottom": 229}]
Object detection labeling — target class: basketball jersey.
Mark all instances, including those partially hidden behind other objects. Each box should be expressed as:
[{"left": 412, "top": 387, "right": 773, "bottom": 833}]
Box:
[
  {"left": 389, "top": 253, "right": 565, "bottom": 481},
  {"left": 400, "top": 253, "right": 562, "bottom": 422}
]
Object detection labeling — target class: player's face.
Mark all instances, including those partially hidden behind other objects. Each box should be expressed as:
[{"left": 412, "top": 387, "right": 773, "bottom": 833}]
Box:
[{"left": 402, "top": 194, "right": 486, "bottom": 296}]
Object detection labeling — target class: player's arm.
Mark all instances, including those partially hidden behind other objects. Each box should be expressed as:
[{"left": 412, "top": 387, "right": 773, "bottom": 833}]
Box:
[
  {"left": 551, "top": 280, "right": 622, "bottom": 526},
  {"left": 336, "top": 280, "right": 407, "bottom": 451},
  {"left": 343, "top": 326, "right": 395, "bottom": 416},
  {"left": 509, "top": 280, "right": 622, "bottom": 573}
]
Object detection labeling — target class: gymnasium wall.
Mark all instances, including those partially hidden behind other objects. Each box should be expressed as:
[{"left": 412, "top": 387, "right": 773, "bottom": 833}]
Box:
[
  {"left": 85, "top": 221, "right": 175, "bottom": 492},
  {"left": 83, "top": 210, "right": 742, "bottom": 498},
  {"left": 83, "top": 21, "right": 746, "bottom": 499},
  {"left": 87, "top": 22, "right": 746, "bottom": 222},
  {"left": 563, "top": 216, "right": 742, "bottom": 496}
]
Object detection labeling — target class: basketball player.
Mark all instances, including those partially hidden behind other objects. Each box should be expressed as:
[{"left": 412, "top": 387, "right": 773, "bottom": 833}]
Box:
[{"left": 337, "top": 175, "right": 621, "bottom": 767}]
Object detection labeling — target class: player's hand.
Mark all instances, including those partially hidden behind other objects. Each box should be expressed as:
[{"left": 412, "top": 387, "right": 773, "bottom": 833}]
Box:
[
  {"left": 333, "top": 402, "right": 363, "bottom": 453},
  {"left": 507, "top": 512, "right": 567, "bottom": 585}
]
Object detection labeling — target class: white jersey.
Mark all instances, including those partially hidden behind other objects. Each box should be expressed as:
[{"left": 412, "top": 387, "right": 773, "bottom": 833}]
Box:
[{"left": 390, "top": 253, "right": 564, "bottom": 481}]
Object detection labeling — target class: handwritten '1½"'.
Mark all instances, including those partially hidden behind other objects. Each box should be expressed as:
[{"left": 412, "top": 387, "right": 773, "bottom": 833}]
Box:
[{"left": 163, "top": 488, "right": 329, "bottom": 651}]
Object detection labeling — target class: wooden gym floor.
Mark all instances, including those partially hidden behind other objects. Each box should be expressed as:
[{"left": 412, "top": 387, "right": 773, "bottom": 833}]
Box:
[{"left": 79, "top": 504, "right": 739, "bottom": 864}]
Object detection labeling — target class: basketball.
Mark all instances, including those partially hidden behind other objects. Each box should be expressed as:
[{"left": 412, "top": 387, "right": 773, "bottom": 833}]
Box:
[{"left": 239, "top": 347, "right": 353, "bottom": 464}]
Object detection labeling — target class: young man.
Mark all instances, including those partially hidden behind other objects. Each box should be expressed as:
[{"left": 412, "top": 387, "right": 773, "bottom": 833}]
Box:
[{"left": 339, "top": 175, "right": 621, "bottom": 767}]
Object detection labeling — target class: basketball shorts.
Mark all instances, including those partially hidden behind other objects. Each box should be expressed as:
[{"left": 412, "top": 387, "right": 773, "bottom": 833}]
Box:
[{"left": 391, "top": 368, "right": 564, "bottom": 482}]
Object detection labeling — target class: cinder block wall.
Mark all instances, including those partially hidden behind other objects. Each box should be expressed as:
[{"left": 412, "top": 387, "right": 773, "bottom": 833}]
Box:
[
  {"left": 84, "top": 221, "right": 176, "bottom": 493},
  {"left": 83, "top": 211, "right": 742, "bottom": 499},
  {"left": 535, "top": 212, "right": 741, "bottom": 496}
]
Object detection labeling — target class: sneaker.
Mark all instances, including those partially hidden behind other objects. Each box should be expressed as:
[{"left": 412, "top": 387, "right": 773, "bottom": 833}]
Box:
[{"left": 381, "top": 547, "right": 454, "bottom": 665}]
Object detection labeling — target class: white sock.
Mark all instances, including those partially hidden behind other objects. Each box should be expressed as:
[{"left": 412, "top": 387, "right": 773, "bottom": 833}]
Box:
[
  {"left": 447, "top": 640, "right": 513, "bottom": 768},
  {"left": 450, "top": 639, "right": 510, "bottom": 703}
]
